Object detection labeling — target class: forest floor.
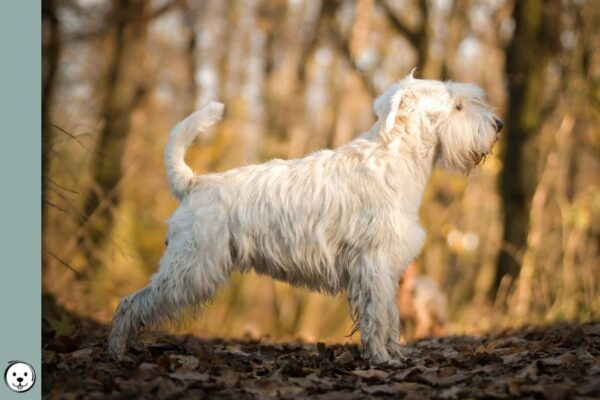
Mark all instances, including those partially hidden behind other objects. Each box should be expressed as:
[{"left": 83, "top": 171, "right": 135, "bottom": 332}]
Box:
[{"left": 42, "top": 303, "right": 599, "bottom": 399}]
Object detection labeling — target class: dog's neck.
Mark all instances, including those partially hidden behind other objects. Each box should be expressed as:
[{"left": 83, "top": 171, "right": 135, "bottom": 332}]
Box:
[
  {"left": 387, "top": 128, "right": 437, "bottom": 209},
  {"left": 350, "top": 120, "right": 438, "bottom": 215}
]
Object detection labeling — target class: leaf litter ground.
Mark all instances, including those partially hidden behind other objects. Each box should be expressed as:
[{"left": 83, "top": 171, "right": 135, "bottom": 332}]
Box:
[{"left": 42, "top": 311, "right": 600, "bottom": 399}]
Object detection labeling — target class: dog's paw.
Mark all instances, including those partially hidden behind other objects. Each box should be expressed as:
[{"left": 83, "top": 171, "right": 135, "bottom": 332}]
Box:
[
  {"left": 106, "top": 350, "right": 124, "bottom": 362},
  {"left": 367, "top": 348, "right": 391, "bottom": 365},
  {"left": 368, "top": 344, "right": 408, "bottom": 369},
  {"left": 386, "top": 341, "right": 408, "bottom": 361},
  {"left": 106, "top": 335, "right": 129, "bottom": 361},
  {"left": 369, "top": 353, "right": 406, "bottom": 369},
  {"left": 106, "top": 350, "right": 135, "bottom": 365}
]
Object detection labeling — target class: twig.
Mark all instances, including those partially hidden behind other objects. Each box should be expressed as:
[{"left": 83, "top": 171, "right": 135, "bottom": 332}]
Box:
[
  {"left": 49, "top": 123, "right": 92, "bottom": 153},
  {"left": 44, "top": 199, "right": 67, "bottom": 214},
  {"left": 45, "top": 177, "right": 80, "bottom": 195},
  {"left": 46, "top": 186, "right": 86, "bottom": 219},
  {"left": 45, "top": 249, "right": 83, "bottom": 279},
  {"left": 63, "top": 162, "right": 139, "bottom": 265}
]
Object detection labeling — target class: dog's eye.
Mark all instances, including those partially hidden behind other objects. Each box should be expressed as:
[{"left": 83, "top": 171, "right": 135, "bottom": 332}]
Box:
[
  {"left": 12, "top": 372, "right": 16, "bottom": 376},
  {"left": 24, "top": 372, "right": 27, "bottom": 376},
  {"left": 455, "top": 103, "right": 463, "bottom": 111}
]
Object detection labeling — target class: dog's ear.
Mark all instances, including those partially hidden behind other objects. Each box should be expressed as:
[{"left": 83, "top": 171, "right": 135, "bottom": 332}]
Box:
[
  {"left": 373, "top": 81, "right": 414, "bottom": 137},
  {"left": 373, "top": 85, "right": 394, "bottom": 121},
  {"left": 384, "top": 89, "right": 405, "bottom": 134}
]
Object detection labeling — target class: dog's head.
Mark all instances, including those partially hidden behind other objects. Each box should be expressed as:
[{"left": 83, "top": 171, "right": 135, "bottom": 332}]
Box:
[{"left": 373, "top": 73, "right": 502, "bottom": 173}]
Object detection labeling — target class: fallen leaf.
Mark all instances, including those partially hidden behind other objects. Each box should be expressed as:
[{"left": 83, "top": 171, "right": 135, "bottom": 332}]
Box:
[
  {"left": 501, "top": 350, "right": 529, "bottom": 365},
  {"left": 69, "top": 347, "right": 100, "bottom": 360},
  {"left": 540, "top": 352, "right": 577, "bottom": 367},
  {"left": 438, "top": 385, "right": 461, "bottom": 399},
  {"left": 334, "top": 350, "right": 354, "bottom": 366},
  {"left": 362, "top": 384, "right": 398, "bottom": 395},
  {"left": 419, "top": 368, "right": 472, "bottom": 387},
  {"left": 46, "top": 313, "right": 75, "bottom": 337},
  {"left": 352, "top": 368, "right": 389, "bottom": 380},
  {"left": 582, "top": 324, "right": 600, "bottom": 336},
  {"left": 389, "top": 365, "right": 425, "bottom": 381},
  {"left": 520, "top": 383, "right": 571, "bottom": 400},
  {"left": 167, "top": 371, "right": 210, "bottom": 381},
  {"left": 516, "top": 361, "right": 539, "bottom": 381},
  {"left": 576, "top": 376, "right": 600, "bottom": 396},
  {"left": 170, "top": 354, "right": 200, "bottom": 371}
]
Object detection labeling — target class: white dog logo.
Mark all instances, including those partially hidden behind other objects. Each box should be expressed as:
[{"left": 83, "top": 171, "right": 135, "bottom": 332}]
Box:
[{"left": 4, "top": 361, "right": 35, "bottom": 393}]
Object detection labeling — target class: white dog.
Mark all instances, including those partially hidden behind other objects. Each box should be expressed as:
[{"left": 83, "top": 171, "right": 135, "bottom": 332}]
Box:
[{"left": 108, "top": 75, "right": 502, "bottom": 364}]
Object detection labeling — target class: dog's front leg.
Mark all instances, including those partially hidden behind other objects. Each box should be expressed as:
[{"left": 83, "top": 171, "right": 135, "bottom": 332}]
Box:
[
  {"left": 385, "top": 299, "right": 406, "bottom": 361},
  {"left": 347, "top": 253, "right": 400, "bottom": 365}
]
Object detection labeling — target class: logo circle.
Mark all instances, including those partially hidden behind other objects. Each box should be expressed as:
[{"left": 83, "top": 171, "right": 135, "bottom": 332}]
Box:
[{"left": 4, "top": 361, "right": 36, "bottom": 393}]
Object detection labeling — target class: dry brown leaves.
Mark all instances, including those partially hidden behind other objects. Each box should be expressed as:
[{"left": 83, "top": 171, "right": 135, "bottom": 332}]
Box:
[{"left": 42, "top": 316, "right": 600, "bottom": 399}]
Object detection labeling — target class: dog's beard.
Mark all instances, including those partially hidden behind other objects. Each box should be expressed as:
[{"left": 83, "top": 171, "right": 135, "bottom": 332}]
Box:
[
  {"left": 474, "top": 133, "right": 499, "bottom": 167},
  {"left": 437, "top": 124, "right": 498, "bottom": 174}
]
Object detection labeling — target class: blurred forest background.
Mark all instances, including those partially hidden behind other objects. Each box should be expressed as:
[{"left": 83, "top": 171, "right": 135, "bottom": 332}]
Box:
[{"left": 42, "top": 0, "right": 599, "bottom": 343}]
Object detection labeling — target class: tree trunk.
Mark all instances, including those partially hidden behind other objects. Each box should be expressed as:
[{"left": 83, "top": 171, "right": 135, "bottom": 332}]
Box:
[
  {"left": 80, "top": 0, "right": 149, "bottom": 269},
  {"left": 440, "top": 0, "right": 469, "bottom": 80},
  {"left": 42, "top": 0, "right": 61, "bottom": 269},
  {"left": 183, "top": 3, "right": 198, "bottom": 115},
  {"left": 493, "top": 0, "right": 560, "bottom": 300}
]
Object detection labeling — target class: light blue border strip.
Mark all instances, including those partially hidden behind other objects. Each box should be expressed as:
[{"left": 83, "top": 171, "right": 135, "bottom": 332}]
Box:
[{"left": 0, "top": 2, "right": 41, "bottom": 399}]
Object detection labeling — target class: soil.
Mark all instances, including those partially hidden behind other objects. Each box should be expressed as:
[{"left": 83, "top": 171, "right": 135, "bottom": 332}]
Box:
[{"left": 42, "top": 305, "right": 600, "bottom": 399}]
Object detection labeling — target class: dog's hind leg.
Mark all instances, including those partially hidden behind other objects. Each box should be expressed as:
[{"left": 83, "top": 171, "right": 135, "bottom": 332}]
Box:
[
  {"left": 107, "top": 227, "right": 232, "bottom": 358},
  {"left": 108, "top": 284, "right": 161, "bottom": 357}
]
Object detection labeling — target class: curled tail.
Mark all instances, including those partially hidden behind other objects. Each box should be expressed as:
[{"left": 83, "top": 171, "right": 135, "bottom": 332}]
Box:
[{"left": 165, "top": 101, "right": 224, "bottom": 199}]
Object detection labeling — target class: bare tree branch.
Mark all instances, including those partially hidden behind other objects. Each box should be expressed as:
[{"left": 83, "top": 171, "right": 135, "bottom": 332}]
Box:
[
  {"left": 50, "top": 123, "right": 93, "bottom": 153},
  {"left": 45, "top": 249, "right": 83, "bottom": 279},
  {"left": 44, "top": 199, "right": 67, "bottom": 214},
  {"left": 329, "top": 26, "right": 377, "bottom": 97},
  {"left": 150, "top": 0, "right": 184, "bottom": 19},
  {"left": 47, "top": 186, "right": 87, "bottom": 220},
  {"left": 65, "top": 0, "right": 184, "bottom": 43},
  {"left": 377, "top": 0, "right": 419, "bottom": 45},
  {"left": 311, "top": 1, "right": 377, "bottom": 97},
  {"left": 45, "top": 177, "right": 81, "bottom": 195}
]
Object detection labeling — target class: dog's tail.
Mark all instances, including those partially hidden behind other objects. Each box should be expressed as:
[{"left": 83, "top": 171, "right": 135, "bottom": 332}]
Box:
[{"left": 165, "top": 101, "right": 224, "bottom": 200}]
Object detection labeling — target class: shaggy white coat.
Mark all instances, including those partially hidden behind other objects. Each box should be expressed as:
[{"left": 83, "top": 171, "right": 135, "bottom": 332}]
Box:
[{"left": 108, "top": 75, "right": 501, "bottom": 363}]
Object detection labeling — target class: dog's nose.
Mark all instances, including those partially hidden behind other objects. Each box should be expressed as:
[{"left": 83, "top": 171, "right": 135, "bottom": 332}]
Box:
[
  {"left": 494, "top": 118, "right": 504, "bottom": 133},
  {"left": 16, "top": 377, "right": 23, "bottom": 383}
]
